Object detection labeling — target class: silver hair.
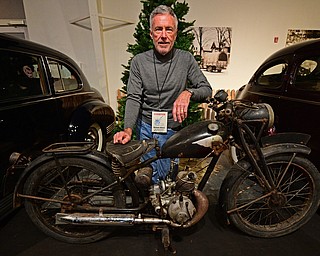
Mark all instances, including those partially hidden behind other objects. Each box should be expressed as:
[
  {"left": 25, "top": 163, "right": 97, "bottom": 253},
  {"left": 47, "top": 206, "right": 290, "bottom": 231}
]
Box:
[{"left": 149, "top": 5, "right": 178, "bottom": 29}]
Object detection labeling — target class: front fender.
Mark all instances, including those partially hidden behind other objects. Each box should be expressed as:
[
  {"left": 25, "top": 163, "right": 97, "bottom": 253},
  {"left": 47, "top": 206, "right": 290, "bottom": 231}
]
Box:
[
  {"left": 261, "top": 143, "right": 311, "bottom": 159},
  {"left": 13, "top": 149, "right": 112, "bottom": 208},
  {"left": 227, "top": 142, "right": 311, "bottom": 180},
  {"left": 220, "top": 142, "right": 312, "bottom": 207},
  {"left": 68, "top": 100, "right": 115, "bottom": 141}
]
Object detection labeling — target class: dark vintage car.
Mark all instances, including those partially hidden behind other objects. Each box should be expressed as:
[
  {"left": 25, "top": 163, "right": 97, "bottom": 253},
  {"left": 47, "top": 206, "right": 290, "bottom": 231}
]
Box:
[
  {"left": 236, "top": 38, "right": 320, "bottom": 169},
  {"left": 0, "top": 34, "right": 115, "bottom": 219}
]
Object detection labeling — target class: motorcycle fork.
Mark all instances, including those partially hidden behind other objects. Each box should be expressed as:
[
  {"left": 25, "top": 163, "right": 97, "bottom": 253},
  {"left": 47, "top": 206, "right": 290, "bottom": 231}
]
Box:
[
  {"left": 237, "top": 121, "right": 275, "bottom": 191},
  {"left": 237, "top": 121, "right": 298, "bottom": 193}
]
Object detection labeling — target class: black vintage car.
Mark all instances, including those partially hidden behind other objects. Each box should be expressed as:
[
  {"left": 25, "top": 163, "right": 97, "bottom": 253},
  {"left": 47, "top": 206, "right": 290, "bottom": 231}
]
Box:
[
  {"left": 236, "top": 38, "right": 320, "bottom": 169},
  {"left": 0, "top": 34, "right": 115, "bottom": 219}
]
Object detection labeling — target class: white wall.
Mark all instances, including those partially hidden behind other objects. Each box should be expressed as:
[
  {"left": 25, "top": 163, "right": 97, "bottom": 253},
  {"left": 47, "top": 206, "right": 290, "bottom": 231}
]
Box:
[
  {"left": 186, "top": 0, "right": 320, "bottom": 91},
  {"left": 22, "top": 0, "right": 320, "bottom": 112},
  {"left": 101, "top": 0, "right": 141, "bottom": 109},
  {"left": 23, "top": 0, "right": 102, "bottom": 99}
]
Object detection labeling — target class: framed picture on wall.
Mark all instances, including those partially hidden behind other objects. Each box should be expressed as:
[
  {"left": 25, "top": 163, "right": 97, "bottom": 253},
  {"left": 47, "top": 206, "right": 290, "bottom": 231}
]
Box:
[
  {"left": 286, "top": 29, "right": 320, "bottom": 46},
  {"left": 192, "top": 27, "right": 232, "bottom": 74}
]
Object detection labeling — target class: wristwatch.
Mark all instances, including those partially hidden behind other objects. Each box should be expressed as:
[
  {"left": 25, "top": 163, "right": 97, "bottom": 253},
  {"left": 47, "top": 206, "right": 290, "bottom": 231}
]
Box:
[{"left": 185, "top": 88, "right": 194, "bottom": 96}]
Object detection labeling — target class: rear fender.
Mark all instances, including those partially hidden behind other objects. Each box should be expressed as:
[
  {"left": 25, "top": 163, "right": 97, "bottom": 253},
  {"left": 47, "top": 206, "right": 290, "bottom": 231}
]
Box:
[{"left": 13, "top": 149, "right": 112, "bottom": 208}]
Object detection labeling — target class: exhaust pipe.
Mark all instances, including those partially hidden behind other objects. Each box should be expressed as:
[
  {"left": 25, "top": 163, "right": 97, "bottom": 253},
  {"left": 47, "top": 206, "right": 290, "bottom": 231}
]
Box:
[
  {"left": 180, "top": 190, "right": 209, "bottom": 228},
  {"left": 56, "top": 190, "right": 209, "bottom": 228},
  {"left": 56, "top": 213, "right": 172, "bottom": 226}
]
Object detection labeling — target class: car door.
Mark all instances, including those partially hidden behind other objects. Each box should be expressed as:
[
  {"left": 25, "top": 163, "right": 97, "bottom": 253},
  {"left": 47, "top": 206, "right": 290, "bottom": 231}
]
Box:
[
  {"left": 0, "top": 50, "right": 61, "bottom": 197},
  {"left": 283, "top": 53, "right": 320, "bottom": 166},
  {"left": 45, "top": 58, "right": 86, "bottom": 137}
]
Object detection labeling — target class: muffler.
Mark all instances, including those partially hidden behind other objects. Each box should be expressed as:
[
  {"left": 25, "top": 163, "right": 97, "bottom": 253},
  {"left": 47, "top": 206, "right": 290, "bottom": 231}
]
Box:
[
  {"left": 56, "top": 190, "right": 209, "bottom": 228},
  {"left": 56, "top": 213, "right": 172, "bottom": 226}
]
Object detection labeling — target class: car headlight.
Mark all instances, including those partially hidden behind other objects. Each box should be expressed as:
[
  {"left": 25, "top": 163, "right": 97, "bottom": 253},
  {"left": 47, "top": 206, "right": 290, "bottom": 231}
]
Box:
[{"left": 239, "top": 103, "right": 274, "bottom": 129}]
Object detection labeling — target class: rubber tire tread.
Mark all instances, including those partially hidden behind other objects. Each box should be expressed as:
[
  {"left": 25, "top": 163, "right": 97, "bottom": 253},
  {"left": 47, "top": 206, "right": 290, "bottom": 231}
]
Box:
[
  {"left": 223, "top": 155, "right": 320, "bottom": 238},
  {"left": 24, "top": 156, "right": 125, "bottom": 244}
]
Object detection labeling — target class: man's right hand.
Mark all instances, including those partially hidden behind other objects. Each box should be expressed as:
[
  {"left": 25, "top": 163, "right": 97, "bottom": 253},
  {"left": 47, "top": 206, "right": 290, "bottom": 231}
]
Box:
[{"left": 113, "top": 128, "right": 132, "bottom": 144}]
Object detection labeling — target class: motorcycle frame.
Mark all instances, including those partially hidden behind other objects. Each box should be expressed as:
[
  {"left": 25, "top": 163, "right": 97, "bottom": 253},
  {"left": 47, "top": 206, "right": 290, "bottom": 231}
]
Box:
[{"left": 14, "top": 101, "right": 312, "bottom": 214}]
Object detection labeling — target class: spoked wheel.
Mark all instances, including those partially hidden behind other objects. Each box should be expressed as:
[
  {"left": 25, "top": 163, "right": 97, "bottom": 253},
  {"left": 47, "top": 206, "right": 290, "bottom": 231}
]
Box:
[
  {"left": 23, "top": 156, "right": 125, "bottom": 243},
  {"left": 224, "top": 155, "right": 320, "bottom": 238}
]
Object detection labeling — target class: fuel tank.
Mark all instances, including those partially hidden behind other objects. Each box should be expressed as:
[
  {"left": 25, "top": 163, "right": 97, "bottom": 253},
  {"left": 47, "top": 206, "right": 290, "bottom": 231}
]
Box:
[{"left": 161, "top": 120, "right": 228, "bottom": 158}]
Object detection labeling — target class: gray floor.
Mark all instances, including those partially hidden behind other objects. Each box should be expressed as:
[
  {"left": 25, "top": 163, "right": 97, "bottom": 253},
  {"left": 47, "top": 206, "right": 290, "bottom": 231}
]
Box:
[{"left": 1, "top": 205, "right": 320, "bottom": 256}]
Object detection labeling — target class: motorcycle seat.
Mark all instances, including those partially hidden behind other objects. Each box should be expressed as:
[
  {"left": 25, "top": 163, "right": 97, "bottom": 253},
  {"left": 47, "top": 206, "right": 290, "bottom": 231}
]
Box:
[{"left": 106, "top": 139, "right": 157, "bottom": 166}]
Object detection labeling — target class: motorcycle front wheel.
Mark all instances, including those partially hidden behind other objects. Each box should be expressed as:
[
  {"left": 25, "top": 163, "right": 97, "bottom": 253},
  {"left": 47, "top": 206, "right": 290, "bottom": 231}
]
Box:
[
  {"left": 23, "top": 156, "right": 126, "bottom": 243},
  {"left": 224, "top": 155, "right": 320, "bottom": 238}
]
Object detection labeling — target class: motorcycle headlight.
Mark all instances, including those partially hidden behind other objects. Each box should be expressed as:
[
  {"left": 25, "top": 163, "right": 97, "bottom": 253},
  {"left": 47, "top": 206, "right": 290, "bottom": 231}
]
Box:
[{"left": 239, "top": 103, "right": 274, "bottom": 129}]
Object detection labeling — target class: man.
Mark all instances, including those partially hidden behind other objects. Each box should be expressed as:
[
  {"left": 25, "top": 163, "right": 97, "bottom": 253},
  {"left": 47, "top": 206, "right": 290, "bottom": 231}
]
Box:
[{"left": 114, "top": 5, "right": 212, "bottom": 184}]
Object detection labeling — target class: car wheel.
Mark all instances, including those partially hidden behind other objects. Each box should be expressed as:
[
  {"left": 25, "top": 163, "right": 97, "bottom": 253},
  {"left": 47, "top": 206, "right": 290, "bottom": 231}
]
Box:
[
  {"left": 86, "top": 122, "right": 104, "bottom": 151},
  {"left": 207, "top": 66, "right": 213, "bottom": 72}
]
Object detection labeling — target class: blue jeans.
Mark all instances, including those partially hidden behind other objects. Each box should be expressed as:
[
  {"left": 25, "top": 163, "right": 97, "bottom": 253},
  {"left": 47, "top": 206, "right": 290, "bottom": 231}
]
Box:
[{"left": 136, "top": 119, "right": 176, "bottom": 184}]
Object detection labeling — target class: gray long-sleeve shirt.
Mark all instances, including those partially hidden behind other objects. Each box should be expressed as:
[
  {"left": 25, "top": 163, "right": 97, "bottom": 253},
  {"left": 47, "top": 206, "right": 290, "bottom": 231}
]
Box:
[{"left": 124, "top": 48, "right": 212, "bottom": 130}]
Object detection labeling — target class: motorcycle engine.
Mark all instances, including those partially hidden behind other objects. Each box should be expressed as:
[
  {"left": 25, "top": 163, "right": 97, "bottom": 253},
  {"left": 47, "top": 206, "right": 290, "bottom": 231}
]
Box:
[
  {"left": 168, "top": 195, "right": 196, "bottom": 224},
  {"left": 149, "top": 171, "right": 197, "bottom": 224}
]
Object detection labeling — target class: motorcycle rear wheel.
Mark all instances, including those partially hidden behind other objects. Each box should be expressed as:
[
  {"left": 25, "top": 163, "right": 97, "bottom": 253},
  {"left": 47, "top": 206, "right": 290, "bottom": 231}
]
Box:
[
  {"left": 23, "top": 156, "right": 126, "bottom": 243},
  {"left": 224, "top": 155, "right": 320, "bottom": 238}
]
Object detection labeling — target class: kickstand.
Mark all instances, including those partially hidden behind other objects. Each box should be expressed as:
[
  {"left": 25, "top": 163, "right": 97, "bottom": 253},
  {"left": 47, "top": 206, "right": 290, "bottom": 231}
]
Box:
[{"left": 161, "top": 226, "right": 177, "bottom": 255}]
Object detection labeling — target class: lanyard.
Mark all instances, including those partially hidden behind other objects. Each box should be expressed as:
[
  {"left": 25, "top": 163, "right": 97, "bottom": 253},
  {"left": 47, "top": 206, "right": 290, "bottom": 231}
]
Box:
[{"left": 153, "top": 51, "right": 173, "bottom": 109}]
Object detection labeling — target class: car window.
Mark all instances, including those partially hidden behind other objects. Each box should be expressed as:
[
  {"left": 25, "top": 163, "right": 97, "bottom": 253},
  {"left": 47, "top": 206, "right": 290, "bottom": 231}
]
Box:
[
  {"left": 295, "top": 57, "right": 320, "bottom": 91},
  {"left": 256, "top": 63, "right": 288, "bottom": 88},
  {"left": 0, "top": 50, "right": 47, "bottom": 101},
  {"left": 48, "top": 59, "right": 82, "bottom": 93}
]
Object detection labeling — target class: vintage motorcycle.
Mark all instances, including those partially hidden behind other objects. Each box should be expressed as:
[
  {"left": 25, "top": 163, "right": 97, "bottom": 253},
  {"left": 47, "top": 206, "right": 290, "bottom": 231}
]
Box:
[{"left": 14, "top": 90, "right": 320, "bottom": 252}]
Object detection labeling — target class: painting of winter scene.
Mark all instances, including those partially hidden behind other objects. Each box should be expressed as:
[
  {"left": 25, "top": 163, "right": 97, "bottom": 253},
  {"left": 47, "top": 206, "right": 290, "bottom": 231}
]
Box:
[{"left": 192, "top": 27, "right": 232, "bottom": 73}]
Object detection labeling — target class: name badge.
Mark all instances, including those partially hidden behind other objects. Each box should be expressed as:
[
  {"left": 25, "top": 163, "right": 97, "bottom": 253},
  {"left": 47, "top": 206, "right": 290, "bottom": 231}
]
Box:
[{"left": 152, "top": 111, "right": 168, "bottom": 133}]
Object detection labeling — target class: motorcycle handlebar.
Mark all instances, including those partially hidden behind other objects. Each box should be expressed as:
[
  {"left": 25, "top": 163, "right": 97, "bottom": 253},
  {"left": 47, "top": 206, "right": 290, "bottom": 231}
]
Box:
[
  {"left": 224, "top": 102, "right": 233, "bottom": 116},
  {"left": 207, "top": 94, "right": 260, "bottom": 119},
  {"left": 208, "top": 97, "right": 233, "bottom": 115},
  {"left": 207, "top": 89, "right": 254, "bottom": 115}
]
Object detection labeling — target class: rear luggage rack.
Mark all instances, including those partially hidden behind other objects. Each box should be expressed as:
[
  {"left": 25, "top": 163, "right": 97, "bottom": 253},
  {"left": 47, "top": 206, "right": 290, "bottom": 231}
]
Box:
[{"left": 42, "top": 142, "right": 95, "bottom": 154}]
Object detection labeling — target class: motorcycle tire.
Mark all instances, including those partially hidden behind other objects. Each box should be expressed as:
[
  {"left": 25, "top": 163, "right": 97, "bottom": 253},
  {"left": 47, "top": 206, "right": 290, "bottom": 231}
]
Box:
[
  {"left": 23, "top": 156, "right": 126, "bottom": 244},
  {"left": 223, "top": 154, "right": 320, "bottom": 238}
]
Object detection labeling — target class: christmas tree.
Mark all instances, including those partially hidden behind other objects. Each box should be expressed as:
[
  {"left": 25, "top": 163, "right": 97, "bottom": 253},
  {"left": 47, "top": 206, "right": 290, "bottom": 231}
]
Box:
[{"left": 115, "top": 0, "right": 203, "bottom": 134}]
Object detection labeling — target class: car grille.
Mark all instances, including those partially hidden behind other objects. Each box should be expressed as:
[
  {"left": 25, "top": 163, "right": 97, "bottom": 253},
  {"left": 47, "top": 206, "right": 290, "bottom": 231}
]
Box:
[{"left": 106, "top": 121, "right": 115, "bottom": 135}]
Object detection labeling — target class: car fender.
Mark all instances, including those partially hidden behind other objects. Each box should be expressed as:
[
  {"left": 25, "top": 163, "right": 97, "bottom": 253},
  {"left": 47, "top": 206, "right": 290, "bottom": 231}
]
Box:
[
  {"left": 68, "top": 100, "right": 115, "bottom": 141},
  {"left": 13, "top": 149, "right": 112, "bottom": 208}
]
